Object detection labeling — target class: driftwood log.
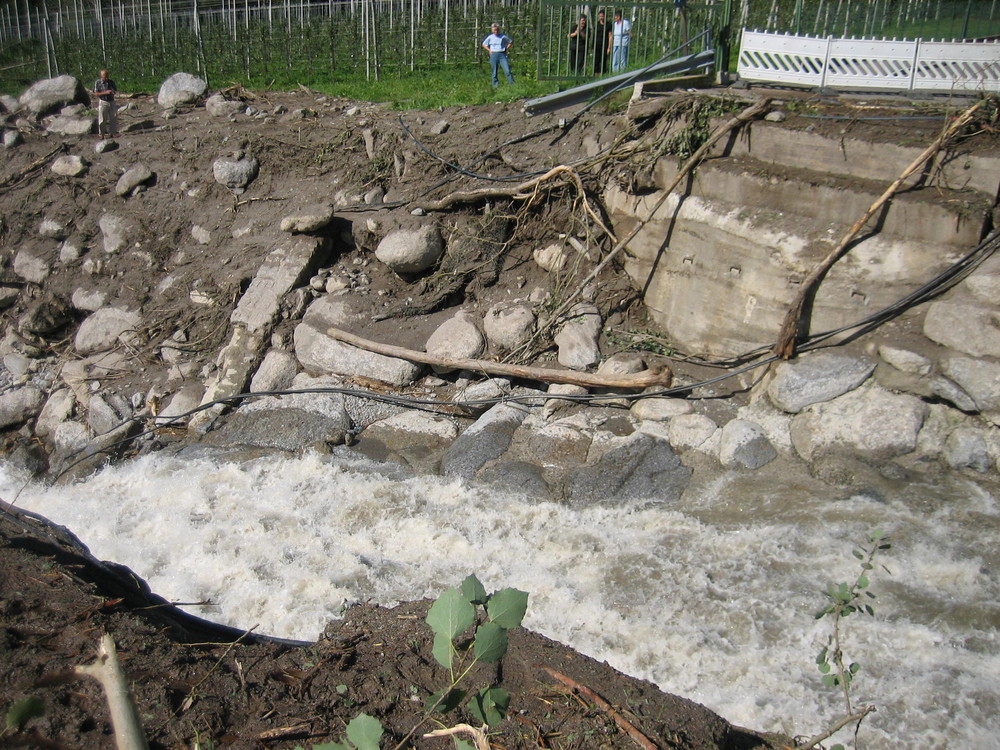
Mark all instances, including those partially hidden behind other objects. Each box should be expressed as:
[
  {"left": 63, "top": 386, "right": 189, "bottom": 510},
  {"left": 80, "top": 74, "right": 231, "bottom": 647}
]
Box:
[
  {"left": 772, "top": 96, "right": 993, "bottom": 359},
  {"left": 325, "top": 327, "right": 672, "bottom": 390}
]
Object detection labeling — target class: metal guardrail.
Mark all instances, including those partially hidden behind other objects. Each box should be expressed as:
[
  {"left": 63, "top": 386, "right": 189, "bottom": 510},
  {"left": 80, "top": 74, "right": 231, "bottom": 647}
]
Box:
[{"left": 737, "top": 29, "right": 1000, "bottom": 93}]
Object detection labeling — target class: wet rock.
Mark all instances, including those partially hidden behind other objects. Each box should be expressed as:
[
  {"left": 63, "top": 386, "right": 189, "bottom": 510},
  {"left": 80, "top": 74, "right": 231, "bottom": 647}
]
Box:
[
  {"left": 51, "top": 155, "right": 88, "bottom": 177},
  {"left": 375, "top": 224, "right": 444, "bottom": 275},
  {"left": 478, "top": 460, "right": 551, "bottom": 499},
  {"left": 561, "top": 432, "right": 690, "bottom": 505},
  {"left": 158, "top": 72, "right": 208, "bottom": 108},
  {"left": 719, "top": 419, "right": 777, "bottom": 470},
  {"left": 554, "top": 303, "right": 601, "bottom": 370},
  {"left": 210, "top": 391, "right": 352, "bottom": 452},
  {"left": 425, "top": 312, "right": 484, "bottom": 372},
  {"left": 74, "top": 307, "right": 141, "bottom": 354},
  {"left": 0, "top": 385, "right": 44, "bottom": 428},
  {"left": 441, "top": 402, "right": 530, "bottom": 480},
  {"left": 5, "top": 437, "right": 49, "bottom": 477},
  {"left": 115, "top": 164, "right": 155, "bottom": 197},
  {"left": 19, "top": 75, "right": 89, "bottom": 115},
  {"left": 767, "top": 351, "right": 876, "bottom": 413},
  {"left": 213, "top": 153, "right": 259, "bottom": 194},
  {"left": 483, "top": 302, "right": 535, "bottom": 352},
  {"left": 943, "top": 427, "right": 991, "bottom": 472}
]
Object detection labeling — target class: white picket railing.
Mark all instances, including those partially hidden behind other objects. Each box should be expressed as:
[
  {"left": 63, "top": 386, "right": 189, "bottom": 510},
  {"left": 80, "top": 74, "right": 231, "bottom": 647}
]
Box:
[{"left": 737, "top": 29, "right": 1000, "bottom": 93}]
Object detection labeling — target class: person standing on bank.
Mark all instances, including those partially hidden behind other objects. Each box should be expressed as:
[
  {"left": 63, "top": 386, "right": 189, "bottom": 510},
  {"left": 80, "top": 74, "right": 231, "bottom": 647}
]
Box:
[
  {"left": 567, "top": 14, "right": 587, "bottom": 75},
  {"left": 482, "top": 23, "right": 514, "bottom": 88},
  {"left": 93, "top": 68, "right": 118, "bottom": 139},
  {"left": 611, "top": 11, "right": 632, "bottom": 73},
  {"left": 593, "top": 10, "right": 609, "bottom": 75}
]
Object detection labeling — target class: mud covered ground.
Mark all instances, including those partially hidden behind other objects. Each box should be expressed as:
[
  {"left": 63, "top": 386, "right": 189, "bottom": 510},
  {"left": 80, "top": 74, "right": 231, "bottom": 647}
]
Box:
[{"left": 2, "top": 81, "right": 998, "bottom": 749}]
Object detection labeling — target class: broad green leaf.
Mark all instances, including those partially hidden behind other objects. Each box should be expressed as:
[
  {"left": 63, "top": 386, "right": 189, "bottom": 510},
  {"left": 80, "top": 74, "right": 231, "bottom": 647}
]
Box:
[
  {"left": 818, "top": 662, "right": 831, "bottom": 674},
  {"left": 486, "top": 588, "right": 528, "bottom": 629},
  {"left": 832, "top": 745, "right": 846, "bottom": 750},
  {"left": 473, "top": 621, "right": 509, "bottom": 663},
  {"left": 849, "top": 662, "right": 861, "bottom": 674},
  {"left": 461, "top": 574, "right": 488, "bottom": 605},
  {"left": 469, "top": 687, "right": 510, "bottom": 727},
  {"left": 852, "top": 549, "right": 864, "bottom": 560},
  {"left": 815, "top": 647, "right": 828, "bottom": 663},
  {"left": 432, "top": 631, "right": 455, "bottom": 669},
  {"left": 870, "top": 529, "right": 885, "bottom": 540},
  {"left": 822, "top": 674, "right": 838, "bottom": 687},
  {"left": 345, "top": 713, "right": 383, "bottom": 750},
  {"left": 427, "top": 587, "right": 475, "bottom": 640},
  {"left": 858, "top": 575, "right": 869, "bottom": 589},
  {"left": 426, "top": 688, "right": 465, "bottom": 714},
  {"left": 6, "top": 696, "right": 44, "bottom": 731}
]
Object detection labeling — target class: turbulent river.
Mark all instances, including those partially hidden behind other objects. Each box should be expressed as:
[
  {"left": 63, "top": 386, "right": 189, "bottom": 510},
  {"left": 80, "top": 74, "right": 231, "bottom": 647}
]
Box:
[{"left": 3, "top": 449, "right": 998, "bottom": 748}]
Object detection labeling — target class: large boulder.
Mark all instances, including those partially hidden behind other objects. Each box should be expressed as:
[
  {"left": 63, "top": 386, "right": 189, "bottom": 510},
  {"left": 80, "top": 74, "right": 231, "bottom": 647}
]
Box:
[
  {"left": 157, "top": 72, "right": 208, "bottom": 108},
  {"left": 483, "top": 302, "right": 535, "bottom": 352},
  {"left": 19, "top": 75, "right": 89, "bottom": 115},
  {"left": 425, "top": 311, "right": 484, "bottom": 371},
  {"left": 767, "top": 351, "right": 876, "bottom": 413},
  {"left": 554, "top": 303, "right": 602, "bottom": 370}
]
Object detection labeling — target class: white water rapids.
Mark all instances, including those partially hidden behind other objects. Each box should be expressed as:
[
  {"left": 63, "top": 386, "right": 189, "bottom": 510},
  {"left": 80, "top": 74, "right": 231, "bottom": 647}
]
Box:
[{"left": 3, "top": 450, "right": 998, "bottom": 748}]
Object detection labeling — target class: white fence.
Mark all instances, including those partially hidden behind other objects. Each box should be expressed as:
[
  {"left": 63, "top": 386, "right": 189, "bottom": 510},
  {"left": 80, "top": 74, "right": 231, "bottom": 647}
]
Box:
[{"left": 737, "top": 29, "right": 1000, "bottom": 93}]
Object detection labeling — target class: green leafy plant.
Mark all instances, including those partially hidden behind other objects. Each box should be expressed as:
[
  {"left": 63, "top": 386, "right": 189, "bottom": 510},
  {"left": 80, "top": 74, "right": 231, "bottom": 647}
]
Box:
[
  {"left": 3, "top": 696, "right": 45, "bottom": 736},
  {"left": 605, "top": 327, "right": 676, "bottom": 357},
  {"left": 801, "top": 531, "right": 891, "bottom": 750},
  {"left": 301, "top": 713, "right": 384, "bottom": 750},
  {"left": 423, "top": 574, "right": 528, "bottom": 728}
]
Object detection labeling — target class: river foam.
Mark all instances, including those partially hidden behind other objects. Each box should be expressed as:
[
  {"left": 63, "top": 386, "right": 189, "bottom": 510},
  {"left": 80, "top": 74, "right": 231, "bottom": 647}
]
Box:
[{"left": 3, "top": 451, "right": 997, "bottom": 748}]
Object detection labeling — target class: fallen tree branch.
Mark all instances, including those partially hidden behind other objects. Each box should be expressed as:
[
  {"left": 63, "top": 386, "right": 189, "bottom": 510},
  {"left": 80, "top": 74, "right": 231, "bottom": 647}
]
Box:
[
  {"left": 541, "top": 666, "right": 660, "bottom": 750},
  {"left": 514, "top": 98, "right": 771, "bottom": 362},
  {"left": 325, "top": 327, "right": 672, "bottom": 389},
  {"left": 74, "top": 634, "right": 149, "bottom": 750},
  {"left": 796, "top": 705, "right": 876, "bottom": 750},
  {"left": 772, "top": 97, "right": 992, "bottom": 359},
  {"left": 423, "top": 723, "right": 491, "bottom": 750}
]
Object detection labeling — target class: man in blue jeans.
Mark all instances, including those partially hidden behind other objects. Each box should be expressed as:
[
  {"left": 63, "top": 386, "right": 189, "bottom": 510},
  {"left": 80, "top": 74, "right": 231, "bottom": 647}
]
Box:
[{"left": 481, "top": 23, "right": 514, "bottom": 87}]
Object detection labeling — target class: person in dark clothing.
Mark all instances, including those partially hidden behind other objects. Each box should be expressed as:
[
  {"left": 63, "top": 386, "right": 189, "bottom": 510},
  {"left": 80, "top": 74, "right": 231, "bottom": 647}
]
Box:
[
  {"left": 567, "top": 15, "right": 588, "bottom": 75},
  {"left": 593, "top": 10, "right": 609, "bottom": 75}
]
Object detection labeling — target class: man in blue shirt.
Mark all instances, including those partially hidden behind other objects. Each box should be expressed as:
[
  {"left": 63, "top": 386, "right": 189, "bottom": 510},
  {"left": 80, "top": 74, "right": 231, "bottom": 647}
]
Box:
[{"left": 481, "top": 23, "right": 514, "bottom": 88}]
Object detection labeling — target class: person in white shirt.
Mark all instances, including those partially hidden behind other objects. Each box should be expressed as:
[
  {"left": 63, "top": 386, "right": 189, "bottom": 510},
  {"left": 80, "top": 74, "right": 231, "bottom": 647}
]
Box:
[
  {"left": 481, "top": 23, "right": 515, "bottom": 88},
  {"left": 611, "top": 11, "right": 632, "bottom": 73}
]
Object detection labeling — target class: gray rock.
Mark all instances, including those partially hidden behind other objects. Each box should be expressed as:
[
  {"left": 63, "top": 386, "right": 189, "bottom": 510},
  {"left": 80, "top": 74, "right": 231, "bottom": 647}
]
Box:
[
  {"left": 157, "top": 72, "right": 208, "bottom": 108},
  {"left": 561, "top": 432, "right": 691, "bottom": 505},
  {"left": 87, "top": 391, "right": 132, "bottom": 436},
  {"left": 924, "top": 301, "right": 1000, "bottom": 358},
  {"left": 929, "top": 376, "right": 979, "bottom": 413},
  {"left": 441, "top": 402, "right": 530, "bottom": 480},
  {"left": 543, "top": 383, "right": 588, "bottom": 418},
  {"left": 425, "top": 312, "right": 484, "bottom": 372},
  {"left": 294, "top": 323, "right": 423, "bottom": 387},
  {"left": 13, "top": 246, "right": 52, "bottom": 284},
  {"left": 790, "top": 385, "right": 928, "bottom": 461},
  {"left": 280, "top": 204, "right": 336, "bottom": 234},
  {"left": 767, "top": 351, "right": 876, "bottom": 413},
  {"left": 483, "top": 302, "right": 535, "bottom": 351},
  {"left": 940, "top": 356, "right": 1000, "bottom": 420},
  {"left": 534, "top": 243, "right": 568, "bottom": 272},
  {"left": 719, "top": 419, "right": 777, "bottom": 470},
  {"left": 3, "top": 130, "right": 23, "bottom": 148},
  {"left": 943, "top": 427, "right": 991, "bottom": 472},
  {"left": 49, "top": 420, "right": 92, "bottom": 457},
  {"left": 2, "top": 353, "right": 31, "bottom": 379},
  {"left": 554, "top": 303, "right": 602, "bottom": 370},
  {"left": 74, "top": 307, "right": 141, "bottom": 354},
  {"left": 94, "top": 138, "right": 118, "bottom": 154},
  {"left": 38, "top": 219, "right": 67, "bottom": 240},
  {"left": 51, "top": 155, "right": 88, "bottom": 177},
  {"left": 35, "top": 388, "right": 76, "bottom": 438},
  {"left": 667, "top": 413, "right": 719, "bottom": 451},
  {"left": 630, "top": 397, "right": 692, "bottom": 422},
  {"left": 115, "top": 164, "right": 154, "bottom": 197},
  {"left": 478, "top": 460, "right": 551, "bottom": 499},
  {"left": 71, "top": 288, "right": 109, "bottom": 312},
  {"left": 965, "top": 272, "right": 1000, "bottom": 305},
  {"left": 250, "top": 349, "right": 299, "bottom": 392},
  {"left": 43, "top": 113, "right": 94, "bottom": 135},
  {"left": 5, "top": 438, "right": 48, "bottom": 477},
  {"left": 212, "top": 391, "right": 352, "bottom": 452},
  {"left": 153, "top": 383, "right": 205, "bottom": 427},
  {"left": 0, "top": 95, "right": 17, "bottom": 112},
  {"left": 213, "top": 153, "right": 259, "bottom": 194},
  {"left": 19, "top": 75, "right": 89, "bottom": 115},
  {"left": 375, "top": 224, "right": 444, "bottom": 274},
  {"left": 19, "top": 296, "right": 70, "bottom": 335},
  {"left": 430, "top": 119, "right": 450, "bottom": 135},
  {"left": 205, "top": 93, "right": 245, "bottom": 117},
  {"left": 0, "top": 385, "right": 44, "bottom": 428},
  {"left": 878, "top": 345, "right": 932, "bottom": 375},
  {"left": 99, "top": 213, "right": 135, "bottom": 254}
]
